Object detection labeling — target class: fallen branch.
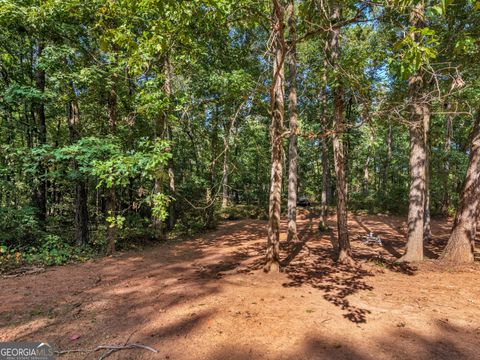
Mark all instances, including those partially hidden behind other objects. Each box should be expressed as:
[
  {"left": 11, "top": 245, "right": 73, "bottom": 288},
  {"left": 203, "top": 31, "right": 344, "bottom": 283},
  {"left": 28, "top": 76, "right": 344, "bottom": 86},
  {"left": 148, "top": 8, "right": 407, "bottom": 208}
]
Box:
[
  {"left": 55, "top": 343, "right": 159, "bottom": 359},
  {"left": 1, "top": 266, "right": 45, "bottom": 278}
]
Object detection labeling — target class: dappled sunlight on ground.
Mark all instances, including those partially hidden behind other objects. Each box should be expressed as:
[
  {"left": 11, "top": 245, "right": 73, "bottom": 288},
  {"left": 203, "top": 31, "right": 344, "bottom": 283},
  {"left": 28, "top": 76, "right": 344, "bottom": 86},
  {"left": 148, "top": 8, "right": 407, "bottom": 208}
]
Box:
[{"left": 1, "top": 212, "right": 479, "bottom": 359}]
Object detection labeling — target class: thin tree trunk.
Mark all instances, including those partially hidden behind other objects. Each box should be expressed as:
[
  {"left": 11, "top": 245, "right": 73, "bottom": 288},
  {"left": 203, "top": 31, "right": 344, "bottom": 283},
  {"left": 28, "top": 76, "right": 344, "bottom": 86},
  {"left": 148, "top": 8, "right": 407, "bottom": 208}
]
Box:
[
  {"left": 383, "top": 124, "right": 393, "bottom": 192},
  {"left": 105, "top": 74, "right": 118, "bottom": 255},
  {"left": 153, "top": 56, "right": 174, "bottom": 235},
  {"left": 68, "top": 83, "right": 89, "bottom": 246},
  {"left": 319, "top": 83, "right": 329, "bottom": 228},
  {"left": 222, "top": 130, "right": 229, "bottom": 209},
  {"left": 35, "top": 42, "right": 47, "bottom": 228},
  {"left": 286, "top": 0, "right": 298, "bottom": 243},
  {"left": 441, "top": 103, "right": 453, "bottom": 217},
  {"left": 400, "top": 3, "right": 428, "bottom": 262},
  {"left": 363, "top": 133, "right": 373, "bottom": 196},
  {"left": 424, "top": 107, "right": 432, "bottom": 242},
  {"left": 265, "top": 0, "right": 286, "bottom": 273},
  {"left": 328, "top": 3, "right": 353, "bottom": 264},
  {"left": 440, "top": 114, "right": 480, "bottom": 263},
  {"left": 167, "top": 126, "right": 176, "bottom": 230},
  {"left": 164, "top": 55, "right": 176, "bottom": 230}
]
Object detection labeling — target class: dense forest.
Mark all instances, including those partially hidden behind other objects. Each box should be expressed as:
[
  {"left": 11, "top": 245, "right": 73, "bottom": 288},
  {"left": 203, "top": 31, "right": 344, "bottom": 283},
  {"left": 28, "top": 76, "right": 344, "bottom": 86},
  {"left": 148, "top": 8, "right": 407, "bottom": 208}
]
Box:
[{"left": 0, "top": 0, "right": 479, "bottom": 270}]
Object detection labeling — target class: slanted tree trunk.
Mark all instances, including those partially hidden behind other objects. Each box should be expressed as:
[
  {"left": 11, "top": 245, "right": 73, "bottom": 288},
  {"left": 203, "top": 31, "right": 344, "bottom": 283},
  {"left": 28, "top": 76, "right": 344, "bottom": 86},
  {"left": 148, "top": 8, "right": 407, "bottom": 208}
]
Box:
[
  {"left": 34, "top": 42, "right": 47, "bottom": 228},
  {"left": 105, "top": 74, "right": 118, "bottom": 255},
  {"left": 328, "top": 3, "right": 353, "bottom": 265},
  {"left": 400, "top": 3, "right": 429, "bottom": 262},
  {"left": 68, "top": 83, "right": 89, "bottom": 246},
  {"left": 265, "top": 0, "right": 286, "bottom": 273},
  {"left": 286, "top": 0, "right": 299, "bottom": 243},
  {"left": 440, "top": 114, "right": 480, "bottom": 263},
  {"left": 441, "top": 103, "right": 453, "bottom": 217}
]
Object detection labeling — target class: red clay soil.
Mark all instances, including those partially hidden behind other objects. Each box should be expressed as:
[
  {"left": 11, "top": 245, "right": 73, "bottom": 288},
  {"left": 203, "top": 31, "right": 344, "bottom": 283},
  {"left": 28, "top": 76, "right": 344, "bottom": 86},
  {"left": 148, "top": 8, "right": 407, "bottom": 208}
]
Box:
[{"left": 1, "top": 212, "right": 480, "bottom": 360}]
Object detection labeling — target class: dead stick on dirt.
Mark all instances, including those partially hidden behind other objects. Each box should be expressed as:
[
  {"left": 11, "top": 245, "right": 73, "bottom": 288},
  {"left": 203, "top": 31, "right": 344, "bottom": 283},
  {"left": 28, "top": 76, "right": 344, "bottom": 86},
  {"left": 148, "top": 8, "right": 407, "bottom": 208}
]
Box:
[{"left": 55, "top": 343, "right": 159, "bottom": 359}]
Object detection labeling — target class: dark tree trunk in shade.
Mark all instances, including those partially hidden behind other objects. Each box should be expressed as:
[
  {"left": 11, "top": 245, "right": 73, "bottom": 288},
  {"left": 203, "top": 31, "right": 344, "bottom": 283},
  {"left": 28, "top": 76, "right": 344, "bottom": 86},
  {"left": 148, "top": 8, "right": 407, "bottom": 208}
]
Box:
[
  {"left": 34, "top": 42, "right": 47, "bottom": 228},
  {"left": 68, "top": 84, "right": 89, "bottom": 246},
  {"left": 319, "top": 83, "right": 330, "bottom": 228},
  {"left": 265, "top": 0, "right": 286, "bottom": 273},
  {"left": 105, "top": 73, "right": 118, "bottom": 255},
  {"left": 328, "top": 2, "right": 353, "bottom": 265},
  {"left": 440, "top": 114, "right": 480, "bottom": 264},
  {"left": 286, "top": 0, "right": 299, "bottom": 243},
  {"left": 441, "top": 103, "right": 453, "bottom": 217}
]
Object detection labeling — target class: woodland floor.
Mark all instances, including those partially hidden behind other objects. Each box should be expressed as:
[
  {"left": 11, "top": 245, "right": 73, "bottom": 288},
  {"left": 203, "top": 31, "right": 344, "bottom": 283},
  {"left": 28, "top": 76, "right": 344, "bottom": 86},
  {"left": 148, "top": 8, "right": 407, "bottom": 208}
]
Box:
[{"left": 1, "top": 211, "right": 480, "bottom": 360}]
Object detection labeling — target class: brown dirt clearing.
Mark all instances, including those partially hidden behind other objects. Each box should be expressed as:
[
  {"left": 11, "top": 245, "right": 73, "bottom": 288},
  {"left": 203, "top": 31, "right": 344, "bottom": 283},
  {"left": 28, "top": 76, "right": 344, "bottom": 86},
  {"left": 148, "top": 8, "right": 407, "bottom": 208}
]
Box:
[{"left": 1, "top": 212, "right": 480, "bottom": 359}]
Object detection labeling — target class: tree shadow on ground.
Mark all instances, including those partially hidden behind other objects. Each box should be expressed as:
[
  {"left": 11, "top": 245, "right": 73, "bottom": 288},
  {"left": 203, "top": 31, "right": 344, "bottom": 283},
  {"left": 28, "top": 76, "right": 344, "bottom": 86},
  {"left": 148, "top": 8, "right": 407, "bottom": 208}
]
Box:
[
  {"left": 205, "top": 320, "right": 479, "bottom": 360},
  {"left": 2, "top": 213, "right": 478, "bottom": 356}
]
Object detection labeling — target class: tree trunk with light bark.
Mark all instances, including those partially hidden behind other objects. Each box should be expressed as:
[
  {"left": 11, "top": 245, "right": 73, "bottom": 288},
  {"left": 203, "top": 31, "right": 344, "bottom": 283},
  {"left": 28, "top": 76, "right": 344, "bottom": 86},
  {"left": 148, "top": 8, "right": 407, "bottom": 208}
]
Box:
[
  {"left": 400, "top": 3, "right": 429, "bottom": 262},
  {"left": 286, "top": 0, "right": 298, "bottom": 243},
  {"left": 265, "top": 0, "right": 286, "bottom": 273}
]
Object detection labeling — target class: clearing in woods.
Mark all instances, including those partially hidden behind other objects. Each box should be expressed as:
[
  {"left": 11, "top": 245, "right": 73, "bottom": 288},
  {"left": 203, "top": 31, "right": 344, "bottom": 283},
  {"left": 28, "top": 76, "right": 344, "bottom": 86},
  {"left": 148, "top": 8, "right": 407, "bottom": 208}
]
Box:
[{"left": 1, "top": 212, "right": 479, "bottom": 360}]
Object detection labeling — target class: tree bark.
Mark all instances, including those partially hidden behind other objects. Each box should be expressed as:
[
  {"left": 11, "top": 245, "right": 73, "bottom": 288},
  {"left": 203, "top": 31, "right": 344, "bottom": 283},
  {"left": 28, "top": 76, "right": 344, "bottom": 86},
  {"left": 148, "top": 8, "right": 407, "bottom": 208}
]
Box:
[
  {"left": 105, "top": 73, "right": 118, "bottom": 255},
  {"left": 265, "top": 0, "right": 286, "bottom": 273},
  {"left": 440, "top": 114, "right": 480, "bottom": 263},
  {"left": 383, "top": 124, "right": 393, "bottom": 193},
  {"left": 164, "top": 56, "right": 176, "bottom": 230},
  {"left": 286, "top": 0, "right": 298, "bottom": 243},
  {"left": 328, "top": 3, "right": 353, "bottom": 264},
  {"left": 399, "top": 3, "right": 428, "bottom": 262},
  {"left": 221, "top": 130, "right": 229, "bottom": 209},
  {"left": 34, "top": 42, "right": 47, "bottom": 228},
  {"left": 68, "top": 83, "right": 89, "bottom": 246},
  {"left": 167, "top": 125, "right": 176, "bottom": 230},
  {"left": 424, "top": 107, "right": 432, "bottom": 242},
  {"left": 319, "top": 83, "right": 330, "bottom": 228},
  {"left": 441, "top": 103, "right": 453, "bottom": 217},
  {"left": 153, "top": 55, "right": 175, "bottom": 235}
]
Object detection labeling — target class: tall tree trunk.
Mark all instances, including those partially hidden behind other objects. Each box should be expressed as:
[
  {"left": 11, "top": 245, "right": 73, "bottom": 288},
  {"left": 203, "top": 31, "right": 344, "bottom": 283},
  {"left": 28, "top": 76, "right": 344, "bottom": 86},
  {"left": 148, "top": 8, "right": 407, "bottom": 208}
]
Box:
[
  {"left": 319, "top": 83, "right": 330, "bottom": 228},
  {"left": 105, "top": 74, "right": 118, "bottom": 255},
  {"left": 328, "top": 3, "right": 353, "bottom": 264},
  {"left": 164, "top": 55, "right": 176, "bottom": 230},
  {"left": 440, "top": 114, "right": 480, "bottom": 263},
  {"left": 423, "top": 128, "right": 432, "bottom": 243},
  {"left": 265, "top": 0, "right": 286, "bottom": 273},
  {"left": 68, "top": 84, "right": 89, "bottom": 246},
  {"left": 286, "top": 0, "right": 298, "bottom": 243},
  {"left": 34, "top": 42, "right": 47, "bottom": 228},
  {"left": 167, "top": 125, "right": 176, "bottom": 230},
  {"left": 400, "top": 3, "right": 428, "bottom": 262},
  {"left": 441, "top": 103, "right": 453, "bottom": 216},
  {"left": 153, "top": 55, "right": 175, "bottom": 235},
  {"left": 221, "top": 134, "right": 229, "bottom": 209}
]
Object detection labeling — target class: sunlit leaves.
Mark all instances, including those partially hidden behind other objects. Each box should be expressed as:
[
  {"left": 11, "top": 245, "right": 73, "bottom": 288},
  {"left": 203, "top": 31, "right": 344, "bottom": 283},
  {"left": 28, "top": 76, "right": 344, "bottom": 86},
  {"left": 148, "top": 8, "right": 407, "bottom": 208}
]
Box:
[{"left": 388, "top": 27, "right": 438, "bottom": 79}]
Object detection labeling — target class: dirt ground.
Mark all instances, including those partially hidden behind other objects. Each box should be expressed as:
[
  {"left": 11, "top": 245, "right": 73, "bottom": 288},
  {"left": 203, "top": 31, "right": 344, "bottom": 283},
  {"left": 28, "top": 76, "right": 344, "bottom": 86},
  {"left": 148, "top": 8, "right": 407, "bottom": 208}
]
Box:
[{"left": 1, "top": 212, "right": 480, "bottom": 360}]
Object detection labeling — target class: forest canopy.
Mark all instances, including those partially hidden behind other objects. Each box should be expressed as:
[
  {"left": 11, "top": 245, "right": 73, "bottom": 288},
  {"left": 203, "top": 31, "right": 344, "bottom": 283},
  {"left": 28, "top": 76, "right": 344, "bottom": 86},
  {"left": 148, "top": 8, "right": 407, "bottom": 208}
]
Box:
[{"left": 0, "top": 0, "right": 479, "bottom": 268}]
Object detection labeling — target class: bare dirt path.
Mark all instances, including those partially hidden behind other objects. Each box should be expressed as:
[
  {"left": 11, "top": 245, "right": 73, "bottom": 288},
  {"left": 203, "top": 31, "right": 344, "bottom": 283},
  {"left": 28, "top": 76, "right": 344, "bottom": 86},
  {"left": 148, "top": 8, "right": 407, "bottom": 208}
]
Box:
[{"left": 1, "top": 212, "right": 480, "bottom": 359}]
